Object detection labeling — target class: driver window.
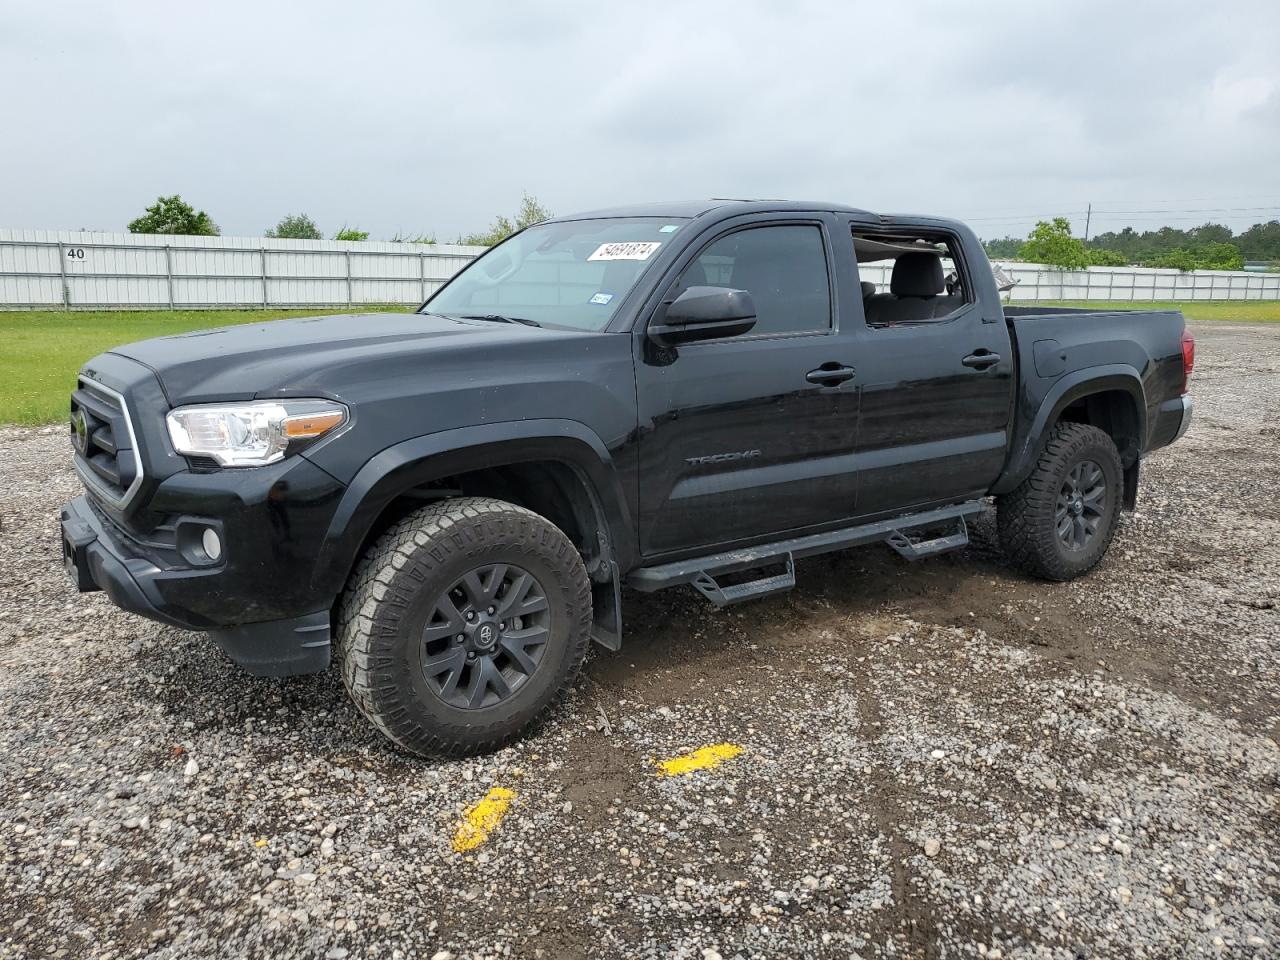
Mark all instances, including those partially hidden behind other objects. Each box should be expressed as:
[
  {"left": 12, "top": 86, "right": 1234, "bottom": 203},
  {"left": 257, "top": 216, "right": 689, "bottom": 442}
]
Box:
[{"left": 680, "top": 224, "right": 831, "bottom": 336}]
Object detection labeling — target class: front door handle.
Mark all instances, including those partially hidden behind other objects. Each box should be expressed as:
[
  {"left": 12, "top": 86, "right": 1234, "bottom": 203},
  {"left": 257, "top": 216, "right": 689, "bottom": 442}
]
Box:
[
  {"left": 962, "top": 351, "right": 1001, "bottom": 370},
  {"left": 806, "top": 363, "right": 856, "bottom": 386}
]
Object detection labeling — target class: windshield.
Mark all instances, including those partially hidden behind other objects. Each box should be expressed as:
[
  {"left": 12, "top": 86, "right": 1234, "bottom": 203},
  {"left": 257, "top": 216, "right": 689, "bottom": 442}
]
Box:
[{"left": 424, "top": 217, "right": 687, "bottom": 331}]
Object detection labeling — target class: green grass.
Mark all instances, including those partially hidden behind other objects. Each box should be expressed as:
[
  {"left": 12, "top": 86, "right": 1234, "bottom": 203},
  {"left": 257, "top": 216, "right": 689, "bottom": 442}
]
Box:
[
  {"left": 0, "top": 307, "right": 411, "bottom": 426},
  {"left": 1031, "top": 300, "right": 1280, "bottom": 323}
]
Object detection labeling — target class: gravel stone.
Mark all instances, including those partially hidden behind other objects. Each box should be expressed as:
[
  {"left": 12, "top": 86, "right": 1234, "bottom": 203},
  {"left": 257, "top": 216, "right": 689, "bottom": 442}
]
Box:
[{"left": 1, "top": 321, "right": 1278, "bottom": 958}]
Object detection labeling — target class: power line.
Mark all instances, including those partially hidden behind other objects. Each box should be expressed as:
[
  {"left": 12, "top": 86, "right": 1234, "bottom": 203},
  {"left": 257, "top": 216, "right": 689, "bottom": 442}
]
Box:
[
  {"left": 956, "top": 195, "right": 1280, "bottom": 214},
  {"left": 1080, "top": 194, "right": 1280, "bottom": 205},
  {"left": 958, "top": 205, "right": 1280, "bottom": 223}
]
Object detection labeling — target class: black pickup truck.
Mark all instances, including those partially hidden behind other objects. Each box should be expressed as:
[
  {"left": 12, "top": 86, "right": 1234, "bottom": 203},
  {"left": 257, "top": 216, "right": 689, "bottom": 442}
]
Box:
[{"left": 60, "top": 200, "right": 1194, "bottom": 756}]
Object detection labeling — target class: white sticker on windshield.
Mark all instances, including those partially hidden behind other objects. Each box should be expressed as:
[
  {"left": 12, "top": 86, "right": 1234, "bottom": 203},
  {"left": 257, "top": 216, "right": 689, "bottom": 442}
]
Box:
[
  {"left": 589, "top": 292, "right": 614, "bottom": 305},
  {"left": 588, "top": 241, "right": 662, "bottom": 262},
  {"left": 659, "top": 224, "right": 680, "bottom": 233}
]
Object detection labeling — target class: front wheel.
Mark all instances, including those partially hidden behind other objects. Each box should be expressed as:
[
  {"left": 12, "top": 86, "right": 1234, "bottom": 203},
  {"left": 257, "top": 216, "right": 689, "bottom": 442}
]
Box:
[
  {"left": 338, "top": 497, "right": 592, "bottom": 757},
  {"left": 997, "top": 422, "right": 1124, "bottom": 581}
]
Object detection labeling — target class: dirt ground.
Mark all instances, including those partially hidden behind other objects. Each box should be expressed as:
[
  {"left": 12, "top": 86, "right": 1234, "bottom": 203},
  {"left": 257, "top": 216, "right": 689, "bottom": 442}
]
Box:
[{"left": 1, "top": 321, "right": 1278, "bottom": 960}]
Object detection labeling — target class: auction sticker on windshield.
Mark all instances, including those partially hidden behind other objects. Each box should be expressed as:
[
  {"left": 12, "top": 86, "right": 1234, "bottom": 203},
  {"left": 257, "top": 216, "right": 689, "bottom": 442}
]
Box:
[{"left": 588, "top": 241, "right": 662, "bottom": 261}]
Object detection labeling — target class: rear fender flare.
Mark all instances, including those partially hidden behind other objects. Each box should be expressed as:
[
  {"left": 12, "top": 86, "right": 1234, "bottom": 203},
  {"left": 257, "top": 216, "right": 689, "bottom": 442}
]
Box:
[
  {"left": 993, "top": 365, "right": 1146, "bottom": 495},
  {"left": 309, "top": 419, "right": 636, "bottom": 599}
]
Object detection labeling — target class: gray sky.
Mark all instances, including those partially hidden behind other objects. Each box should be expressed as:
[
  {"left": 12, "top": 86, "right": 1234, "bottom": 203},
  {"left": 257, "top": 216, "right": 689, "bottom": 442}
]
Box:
[{"left": 2, "top": 0, "right": 1278, "bottom": 241}]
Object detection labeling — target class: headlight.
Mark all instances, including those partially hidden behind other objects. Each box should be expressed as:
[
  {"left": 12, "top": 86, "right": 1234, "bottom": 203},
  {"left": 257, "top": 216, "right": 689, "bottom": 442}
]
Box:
[{"left": 166, "top": 399, "right": 348, "bottom": 467}]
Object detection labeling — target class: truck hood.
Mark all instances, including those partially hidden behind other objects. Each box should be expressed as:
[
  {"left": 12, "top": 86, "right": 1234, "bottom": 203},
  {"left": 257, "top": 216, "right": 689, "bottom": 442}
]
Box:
[{"left": 107, "top": 311, "right": 547, "bottom": 405}]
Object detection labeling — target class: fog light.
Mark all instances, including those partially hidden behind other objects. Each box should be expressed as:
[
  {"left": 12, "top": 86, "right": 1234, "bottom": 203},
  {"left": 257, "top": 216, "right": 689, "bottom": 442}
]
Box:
[{"left": 201, "top": 527, "right": 222, "bottom": 562}]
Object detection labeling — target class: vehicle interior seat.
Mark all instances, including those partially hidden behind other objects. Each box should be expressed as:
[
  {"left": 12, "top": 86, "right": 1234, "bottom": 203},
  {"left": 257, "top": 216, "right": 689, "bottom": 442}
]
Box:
[
  {"left": 860, "top": 280, "right": 876, "bottom": 299},
  {"left": 598, "top": 260, "right": 644, "bottom": 300},
  {"left": 864, "top": 251, "right": 964, "bottom": 326},
  {"left": 679, "top": 260, "right": 709, "bottom": 288}
]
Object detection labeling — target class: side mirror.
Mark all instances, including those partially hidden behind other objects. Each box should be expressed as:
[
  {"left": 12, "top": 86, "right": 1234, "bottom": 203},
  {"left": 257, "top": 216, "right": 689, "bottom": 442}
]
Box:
[{"left": 649, "top": 286, "right": 757, "bottom": 344}]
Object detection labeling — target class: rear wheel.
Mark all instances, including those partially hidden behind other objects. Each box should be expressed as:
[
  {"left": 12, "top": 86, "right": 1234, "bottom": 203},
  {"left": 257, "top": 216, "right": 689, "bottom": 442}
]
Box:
[
  {"left": 997, "top": 422, "right": 1123, "bottom": 581},
  {"left": 338, "top": 497, "right": 592, "bottom": 757}
]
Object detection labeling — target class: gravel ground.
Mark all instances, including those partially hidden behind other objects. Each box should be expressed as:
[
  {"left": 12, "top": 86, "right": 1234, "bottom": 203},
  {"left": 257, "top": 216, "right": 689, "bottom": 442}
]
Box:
[{"left": 2, "top": 321, "right": 1278, "bottom": 960}]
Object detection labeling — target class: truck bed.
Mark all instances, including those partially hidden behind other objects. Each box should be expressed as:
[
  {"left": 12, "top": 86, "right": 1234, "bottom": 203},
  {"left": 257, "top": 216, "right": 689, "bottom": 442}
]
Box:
[{"left": 990, "top": 304, "right": 1190, "bottom": 497}]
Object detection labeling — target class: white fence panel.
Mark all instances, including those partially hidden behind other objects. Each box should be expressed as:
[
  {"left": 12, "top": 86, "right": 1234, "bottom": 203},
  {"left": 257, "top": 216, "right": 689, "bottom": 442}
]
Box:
[
  {"left": 991, "top": 262, "right": 1280, "bottom": 302},
  {"left": 3, "top": 228, "right": 1278, "bottom": 309},
  {"left": 0, "top": 228, "right": 486, "bottom": 310}
]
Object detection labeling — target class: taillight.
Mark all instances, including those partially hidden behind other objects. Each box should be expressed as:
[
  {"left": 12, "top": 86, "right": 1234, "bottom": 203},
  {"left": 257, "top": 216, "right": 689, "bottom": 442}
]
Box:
[{"left": 1180, "top": 329, "right": 1195, "bottom": 395}]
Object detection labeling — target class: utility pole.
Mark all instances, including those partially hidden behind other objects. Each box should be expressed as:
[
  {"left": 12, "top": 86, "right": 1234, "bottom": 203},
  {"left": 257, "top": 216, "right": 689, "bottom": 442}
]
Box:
[{"left": 1084, "top": 203, "right": 1092, "bottom": 242}]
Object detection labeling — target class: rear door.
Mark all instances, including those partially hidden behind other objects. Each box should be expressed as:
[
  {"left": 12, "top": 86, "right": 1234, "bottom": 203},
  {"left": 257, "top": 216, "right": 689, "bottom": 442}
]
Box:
[
  {"left": 633, "top": 214, "right": 861, "bottom": 557},
  {"left": 848, "top": 220, "right": 1014, "bottom": 516}
]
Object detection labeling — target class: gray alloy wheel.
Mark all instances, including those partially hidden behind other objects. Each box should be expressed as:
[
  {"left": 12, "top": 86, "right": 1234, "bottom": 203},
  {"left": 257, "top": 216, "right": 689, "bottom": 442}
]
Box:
[
  {"left": 418, "top": 562, "right": 551, "bottom": 710},
  {"left": 1055, "top": 459, "right": 1107, "bottom": 551}
]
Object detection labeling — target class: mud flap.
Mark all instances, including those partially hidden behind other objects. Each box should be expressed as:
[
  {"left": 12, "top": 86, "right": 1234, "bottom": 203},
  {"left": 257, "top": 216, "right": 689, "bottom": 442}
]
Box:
[
  {"left": 589, "top": 560, "right": 622, "bottom": 651},
  {"left": 1123, "top": 458, "right": 1140, "bottom": 512}
]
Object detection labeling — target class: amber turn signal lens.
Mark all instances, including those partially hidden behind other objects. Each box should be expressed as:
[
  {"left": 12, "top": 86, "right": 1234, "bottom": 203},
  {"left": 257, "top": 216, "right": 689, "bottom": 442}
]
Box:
[{"left": 282, "top": 410, "right": 345, "bottom": 439}]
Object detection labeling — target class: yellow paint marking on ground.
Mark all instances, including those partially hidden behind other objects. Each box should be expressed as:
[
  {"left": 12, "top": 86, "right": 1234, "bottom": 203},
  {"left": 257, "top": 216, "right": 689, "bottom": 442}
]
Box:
[
  {"left": 656, "top": 742, "right": 744, "bottom": 777},
  {"left": 452, "top": 787, "right": 516, "bottom": 852}
]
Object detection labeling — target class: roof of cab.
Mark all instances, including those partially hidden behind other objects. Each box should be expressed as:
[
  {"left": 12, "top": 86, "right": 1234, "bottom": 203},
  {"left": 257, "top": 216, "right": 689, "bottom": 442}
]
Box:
[{"left": 549, "top": 199, "right": 877, "bottom": 223}]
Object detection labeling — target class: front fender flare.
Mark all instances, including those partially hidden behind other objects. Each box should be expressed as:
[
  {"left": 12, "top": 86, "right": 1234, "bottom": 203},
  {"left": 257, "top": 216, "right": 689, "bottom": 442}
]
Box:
[
  {"left": 308, "top": 419, "right": 636, "bottom": 599},
  {"left": 992, "top": 365, "right": 1146, "bottom": 495}
]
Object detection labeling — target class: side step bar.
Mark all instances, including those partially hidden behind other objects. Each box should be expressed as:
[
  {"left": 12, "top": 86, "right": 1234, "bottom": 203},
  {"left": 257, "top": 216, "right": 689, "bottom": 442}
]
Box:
[
  {"left": 628, "top": 501, "right": 986, "bottom": 605},
  {"left": 886, "top": 516, "right": 970, "bottom": 560},
  {"left": 692, "top": 554, "right": 796, "bottom": 607}
]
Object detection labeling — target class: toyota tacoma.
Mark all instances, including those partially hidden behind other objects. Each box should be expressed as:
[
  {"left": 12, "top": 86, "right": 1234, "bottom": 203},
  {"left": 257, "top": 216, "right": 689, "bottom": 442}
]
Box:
[{"left": 60, "top": 200, "right": 1195, "bottom": 756}]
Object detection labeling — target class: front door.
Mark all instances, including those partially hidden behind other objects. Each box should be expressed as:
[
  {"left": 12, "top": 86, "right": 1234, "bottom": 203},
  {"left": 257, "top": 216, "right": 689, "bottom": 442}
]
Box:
[{"left": 634, "top": 218, "right": 861, "bottom": 557}]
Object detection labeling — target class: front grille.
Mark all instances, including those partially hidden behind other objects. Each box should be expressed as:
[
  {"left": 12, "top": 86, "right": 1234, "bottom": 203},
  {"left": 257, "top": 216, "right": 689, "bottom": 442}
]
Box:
[{"left": 71, "top": 378, "right": 144, "bottom": 508}]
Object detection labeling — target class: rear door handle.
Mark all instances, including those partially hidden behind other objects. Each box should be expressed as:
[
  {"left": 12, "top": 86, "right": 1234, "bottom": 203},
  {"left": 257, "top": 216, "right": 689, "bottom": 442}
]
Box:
[
  {"left": 806, "top": 363, "right": 856, "bottom": 386},
  {"left": 962, "top": 351, "right": 1001, "bottom": 370}
]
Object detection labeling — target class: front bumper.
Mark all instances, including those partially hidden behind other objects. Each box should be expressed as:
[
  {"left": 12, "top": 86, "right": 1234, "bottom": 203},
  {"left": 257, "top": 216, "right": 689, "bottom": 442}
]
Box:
[
  {"left": 61, "top": 495, "right": 191, "bottom": 629},
  {"left": 59, "top": 450, "right": 346, "bottom": 676}
]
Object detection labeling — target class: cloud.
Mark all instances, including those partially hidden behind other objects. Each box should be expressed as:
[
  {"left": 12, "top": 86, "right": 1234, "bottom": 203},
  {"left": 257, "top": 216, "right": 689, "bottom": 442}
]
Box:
[{"left": 1, "top": 0, "right": 1277, "bottom": 240}]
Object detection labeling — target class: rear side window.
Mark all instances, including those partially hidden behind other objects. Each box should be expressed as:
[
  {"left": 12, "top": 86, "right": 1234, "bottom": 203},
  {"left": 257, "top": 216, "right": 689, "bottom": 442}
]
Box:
[
  {"left": 680, "top": 224, "right": 831, "bottom": 336},
  {"left": 853, "top": 229, "right": 973, "bottom": 327}
]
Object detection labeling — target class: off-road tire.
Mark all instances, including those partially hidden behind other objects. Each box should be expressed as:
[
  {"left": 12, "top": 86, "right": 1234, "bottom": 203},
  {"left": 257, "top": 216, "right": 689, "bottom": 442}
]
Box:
[
  {"left": 997, "top": 422, "right": 1124, "bottom": 581},
  {"left": 338, "top": 497, "right": 592, "bottom": 758}
]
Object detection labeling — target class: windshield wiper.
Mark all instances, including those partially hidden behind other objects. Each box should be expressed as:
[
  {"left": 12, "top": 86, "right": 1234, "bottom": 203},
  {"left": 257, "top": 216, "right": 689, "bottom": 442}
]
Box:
[{"left": 456, "top": 313, "right": 542, "bottom": 328}]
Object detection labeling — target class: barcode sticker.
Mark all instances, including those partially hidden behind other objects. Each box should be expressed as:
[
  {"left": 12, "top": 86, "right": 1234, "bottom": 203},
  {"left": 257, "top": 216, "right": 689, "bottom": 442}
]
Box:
[{"left": 588, "top": 241, "right": 662, "bottom": 262}]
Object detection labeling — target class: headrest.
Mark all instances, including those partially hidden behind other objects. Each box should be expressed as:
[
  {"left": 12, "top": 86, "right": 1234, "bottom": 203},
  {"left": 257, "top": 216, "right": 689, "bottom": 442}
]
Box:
[
  {"left": 860, "top": 280, "right": 876, "bottom": 299},
  {"left": 682, "top": 260, "right": 709, "bottom": 287},
  {"left": 890, "top": 252, "right": 944, "bottom": 298}
]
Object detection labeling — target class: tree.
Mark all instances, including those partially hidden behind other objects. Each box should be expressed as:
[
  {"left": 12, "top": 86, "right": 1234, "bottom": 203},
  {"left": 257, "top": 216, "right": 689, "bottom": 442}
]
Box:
[
  {"left": 1237, "top": 220, "right": 1280, "bottom": 261},
  {"left": 982, "top": 236, "right": 1023, "bottom": 259},
  {"left": 1148, "top": 248, "right": 1198, "bottom": 272},
  {"left": 1087, "top": 221, "right": 1263, "bottom": 267},
  {"left": 1018, "top": 218, "right": 1089, "bottom": 270},
  {"left": 128, "top": 195, "right": 219, "bottom": 236},
  {"left": 265, "top": 213, "right": 321, "bottom": 239},
  {"left": 1188, "top": 223, "right": 1233, "bottom": 246},
  {"left": 333, "top": 225, "right": 369, "bottom": 241},
  {"left": 462, "top": 193, "right": 552, "bottom": 246},
  {"left": 1194, "top": 242, "right": 1244, "bottom": 271},
  {"left": 1085, "top": 248, "right": 1127, "bottom": 267}
]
